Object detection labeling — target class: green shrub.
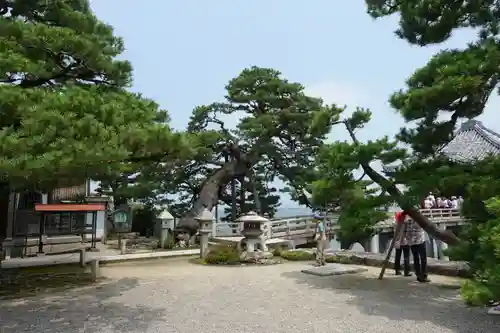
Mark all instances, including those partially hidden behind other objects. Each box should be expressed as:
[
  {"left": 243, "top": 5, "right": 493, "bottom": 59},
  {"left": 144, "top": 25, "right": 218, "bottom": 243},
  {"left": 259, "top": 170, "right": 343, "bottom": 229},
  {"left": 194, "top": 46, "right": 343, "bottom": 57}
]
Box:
[
  {"left": 279, "top": 250, "right": 315, "bottom": 261},
  {"left": 325, "top": 255, "right": 352, "bottom": 264},
  {"left": 449, "top": 196, "right": 500, "bottom": 305},
  {"left": 204, "top": 245, "right": 240, "bottom": 265},
  {"left": 460, "top": 279, "right": 497, "bottom": 306},
  {"left": 272, "top": 246, "right": 288, "bottom": 257}
]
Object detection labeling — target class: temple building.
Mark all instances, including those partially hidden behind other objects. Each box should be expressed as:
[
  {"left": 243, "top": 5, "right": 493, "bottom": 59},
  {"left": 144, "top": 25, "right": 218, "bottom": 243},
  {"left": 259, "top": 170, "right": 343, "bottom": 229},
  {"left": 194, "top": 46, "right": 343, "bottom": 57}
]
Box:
[{"left": 384, "top": 119, "right": 500, "bottom": 173}]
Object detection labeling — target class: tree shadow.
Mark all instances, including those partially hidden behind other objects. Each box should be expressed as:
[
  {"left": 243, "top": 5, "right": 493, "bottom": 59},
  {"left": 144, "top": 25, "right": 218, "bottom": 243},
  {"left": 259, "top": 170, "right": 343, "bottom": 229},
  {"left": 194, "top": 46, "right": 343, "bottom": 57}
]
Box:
[
  {"left": 0, "top": 277, "right": 166, "bottom": 333},
  {"left": 281, "top": 270, "right": 499, "bottom": 333}
]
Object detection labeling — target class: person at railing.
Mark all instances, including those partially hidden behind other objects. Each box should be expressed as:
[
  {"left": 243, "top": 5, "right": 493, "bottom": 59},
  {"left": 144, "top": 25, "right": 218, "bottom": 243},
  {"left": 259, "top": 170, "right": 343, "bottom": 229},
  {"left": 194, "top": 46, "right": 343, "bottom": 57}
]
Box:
[
  {"left": 313, "top": 212, "right": 327, "bottom": 267},
  {"left": 436, "top": 197, "right": 444, "bottom": 209},
  {"left": 424, "top": 196, "right": 434, "bottom": 209},
  {"left": 402, "top": 213, "right": 430, "bottom": 283},
  {"left": 394, "top": 211, "right": 411, "bottom": 277},
  {"left": 449, "top": 196, "right": 458, "bottom": 209}
]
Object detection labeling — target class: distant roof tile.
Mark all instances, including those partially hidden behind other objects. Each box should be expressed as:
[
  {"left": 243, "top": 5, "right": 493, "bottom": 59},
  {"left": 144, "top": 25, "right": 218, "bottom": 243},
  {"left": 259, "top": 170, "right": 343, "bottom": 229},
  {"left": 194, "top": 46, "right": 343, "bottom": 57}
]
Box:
[
  {"left": 383, "top": 120, "right": 500, "bottom": 173},
  {"left": 439, "top": 120, "right": 500, "bottom": 162}
]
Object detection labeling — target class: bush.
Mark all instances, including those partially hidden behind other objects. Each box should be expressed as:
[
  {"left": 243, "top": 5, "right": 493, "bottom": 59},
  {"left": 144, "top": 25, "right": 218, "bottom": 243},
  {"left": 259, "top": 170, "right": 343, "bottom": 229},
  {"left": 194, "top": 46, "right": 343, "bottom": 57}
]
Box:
[
  {"left": 460, "top": 279, "right": 497, "bottom": 306},
  {"left": 272, "top": 246, "right": 288, "bottom": 257},
  {"left": 204, "top": 245, "right": 240, "bottom": 265},
  {"left": 325, "top": 255, "right": 353, "bottom": 264},
  {"left": 279, "top": 250, "right": 315, "bottom": 261},
  {"left": 450, "top": 196, "right": 500, "bottom": 305}
]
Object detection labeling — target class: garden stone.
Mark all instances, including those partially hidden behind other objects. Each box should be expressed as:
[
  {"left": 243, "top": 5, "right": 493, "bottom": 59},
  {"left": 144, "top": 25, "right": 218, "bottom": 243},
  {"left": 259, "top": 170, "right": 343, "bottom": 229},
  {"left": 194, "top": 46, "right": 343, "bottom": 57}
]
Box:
[{"left": 240, "top": 250, "right": 273, "bottom": 263}]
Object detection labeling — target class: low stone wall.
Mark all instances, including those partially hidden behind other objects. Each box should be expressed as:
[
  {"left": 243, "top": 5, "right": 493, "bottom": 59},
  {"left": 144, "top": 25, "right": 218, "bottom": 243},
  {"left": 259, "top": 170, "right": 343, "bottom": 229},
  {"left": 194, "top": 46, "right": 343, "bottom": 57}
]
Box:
[{"left": 317, "top": 249, "right": 470, "bottom": 278}]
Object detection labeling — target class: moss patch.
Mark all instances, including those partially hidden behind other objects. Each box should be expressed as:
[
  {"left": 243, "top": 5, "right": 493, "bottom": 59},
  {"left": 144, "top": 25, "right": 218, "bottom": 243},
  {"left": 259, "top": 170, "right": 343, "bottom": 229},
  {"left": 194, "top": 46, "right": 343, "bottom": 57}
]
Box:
[{"left": 279, "top": 250, "right": 315, "bottom": 261}]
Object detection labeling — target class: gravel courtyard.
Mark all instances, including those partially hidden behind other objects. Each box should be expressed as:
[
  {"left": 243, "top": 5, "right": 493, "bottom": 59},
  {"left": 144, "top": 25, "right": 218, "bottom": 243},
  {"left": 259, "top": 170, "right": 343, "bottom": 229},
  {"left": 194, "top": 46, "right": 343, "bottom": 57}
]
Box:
[{"left": 0, "top": 259, "right": 498, "bottom": 333}]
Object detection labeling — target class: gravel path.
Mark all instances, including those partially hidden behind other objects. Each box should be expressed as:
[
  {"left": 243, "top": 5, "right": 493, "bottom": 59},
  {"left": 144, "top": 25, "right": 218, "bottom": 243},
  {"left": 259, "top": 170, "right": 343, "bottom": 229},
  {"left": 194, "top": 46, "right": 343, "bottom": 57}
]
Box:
[{"left": 0, "top": 259, "right": 498, "bottom": 333}]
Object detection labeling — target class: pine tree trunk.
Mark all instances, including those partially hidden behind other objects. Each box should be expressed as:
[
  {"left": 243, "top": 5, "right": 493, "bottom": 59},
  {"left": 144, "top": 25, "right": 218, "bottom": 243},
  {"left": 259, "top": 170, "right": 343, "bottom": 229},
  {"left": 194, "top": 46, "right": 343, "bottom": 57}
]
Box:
[{"left": 176, "top": 159, "right": 249, "bottom": 232}]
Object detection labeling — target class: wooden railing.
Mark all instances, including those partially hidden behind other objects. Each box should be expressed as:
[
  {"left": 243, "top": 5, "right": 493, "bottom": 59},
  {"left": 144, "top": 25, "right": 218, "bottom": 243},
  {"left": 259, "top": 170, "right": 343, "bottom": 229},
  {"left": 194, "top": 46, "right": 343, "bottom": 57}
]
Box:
[{"left": 211, "top": 208, "right": 463, "bottom": 239}]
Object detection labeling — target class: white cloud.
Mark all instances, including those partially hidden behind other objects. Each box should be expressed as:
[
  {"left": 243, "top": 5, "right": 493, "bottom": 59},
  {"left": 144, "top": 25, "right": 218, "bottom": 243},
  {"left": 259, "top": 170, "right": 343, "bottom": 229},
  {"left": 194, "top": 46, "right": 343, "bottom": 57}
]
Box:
[{"left": 304, "top": 81, "right": 368, "bottom": 107}]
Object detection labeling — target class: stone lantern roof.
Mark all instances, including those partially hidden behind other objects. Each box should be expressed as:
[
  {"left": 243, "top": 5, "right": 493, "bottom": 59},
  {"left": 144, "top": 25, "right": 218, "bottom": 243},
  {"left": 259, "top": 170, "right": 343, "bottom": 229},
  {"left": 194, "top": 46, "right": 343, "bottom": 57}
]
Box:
[
  {"left": 236, "top": 211, "right": 269, "bottom": 223},
  {"left": 383, "top": 120, "right": 500, "bottom": 173},
  {"left": 195, "top": 208, "right": 214, "bottom": 222},
  {"left": 157, "top": 209, "right": 174, "bottom": 220}
]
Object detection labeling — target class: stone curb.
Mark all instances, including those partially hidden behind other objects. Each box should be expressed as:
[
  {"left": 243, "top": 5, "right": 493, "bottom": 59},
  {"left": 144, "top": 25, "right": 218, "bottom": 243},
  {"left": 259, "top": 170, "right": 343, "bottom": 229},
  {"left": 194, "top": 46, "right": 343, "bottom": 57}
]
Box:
[
  {"left": 1, "top": 249, "right": 200, "bottom": 269},
  {"left": 96, "top": 249, "right": 199, "bottom": 265}
]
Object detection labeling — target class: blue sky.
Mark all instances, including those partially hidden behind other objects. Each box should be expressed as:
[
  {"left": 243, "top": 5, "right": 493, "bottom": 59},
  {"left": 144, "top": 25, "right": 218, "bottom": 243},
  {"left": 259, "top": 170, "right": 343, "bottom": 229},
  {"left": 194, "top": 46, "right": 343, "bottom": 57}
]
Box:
[{"left": 89, "top": 1, "right": 498, "bottom": 209}]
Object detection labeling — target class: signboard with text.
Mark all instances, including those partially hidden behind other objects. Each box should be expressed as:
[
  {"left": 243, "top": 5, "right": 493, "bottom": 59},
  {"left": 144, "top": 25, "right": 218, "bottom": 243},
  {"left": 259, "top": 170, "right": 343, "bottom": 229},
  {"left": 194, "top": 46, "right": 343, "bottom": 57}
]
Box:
[{"left": 113, "top": 209, "right": 131, "bottom": 233}]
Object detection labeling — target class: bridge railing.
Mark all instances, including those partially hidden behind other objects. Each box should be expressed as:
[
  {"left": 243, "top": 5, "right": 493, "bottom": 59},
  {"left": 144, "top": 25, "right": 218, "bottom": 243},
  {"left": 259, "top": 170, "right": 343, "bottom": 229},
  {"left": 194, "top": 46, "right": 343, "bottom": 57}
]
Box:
[
  {"left": 419, "top": 208, "right": 461, "bottom": 222},
  {"left": 211, "top": 208, "right": 462, "bottom": 238}
]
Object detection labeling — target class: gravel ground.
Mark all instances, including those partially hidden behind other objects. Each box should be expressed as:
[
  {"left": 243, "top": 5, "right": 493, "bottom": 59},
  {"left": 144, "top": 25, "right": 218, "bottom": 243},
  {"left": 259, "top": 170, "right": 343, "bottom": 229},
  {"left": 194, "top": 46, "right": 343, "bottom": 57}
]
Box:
[{"left": 0, "top": 259, "right": 498, "bottom": 333}]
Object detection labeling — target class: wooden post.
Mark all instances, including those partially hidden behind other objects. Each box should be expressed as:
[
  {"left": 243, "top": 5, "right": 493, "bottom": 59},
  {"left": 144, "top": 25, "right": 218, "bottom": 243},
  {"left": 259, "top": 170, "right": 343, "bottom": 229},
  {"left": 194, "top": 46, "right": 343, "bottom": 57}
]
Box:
[{"left": 378, "top": 222, "right": 404, "bottom": 280}]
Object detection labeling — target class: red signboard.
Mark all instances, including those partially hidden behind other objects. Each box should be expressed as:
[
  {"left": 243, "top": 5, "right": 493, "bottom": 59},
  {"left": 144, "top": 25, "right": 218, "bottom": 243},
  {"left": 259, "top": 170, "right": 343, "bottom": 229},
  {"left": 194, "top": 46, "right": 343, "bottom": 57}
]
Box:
[{"left": 34, "top": 203, "right": 105, "bottom": 212}]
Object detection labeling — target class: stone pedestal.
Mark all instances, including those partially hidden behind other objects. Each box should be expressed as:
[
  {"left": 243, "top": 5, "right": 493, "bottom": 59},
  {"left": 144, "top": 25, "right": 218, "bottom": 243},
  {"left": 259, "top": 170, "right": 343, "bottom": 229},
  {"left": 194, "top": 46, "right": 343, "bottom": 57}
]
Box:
[
  {"left": 79, "top": 248, "right": 86, "bottom": 268},
  {"left": 90, "top": 259, "right": 100, "bottom": 281},
  {"left": 120, "top": 239, "right": 127, "bottom": 255},
  {"left": 199, "top": 231, "right": 209, "bottom": 259}
]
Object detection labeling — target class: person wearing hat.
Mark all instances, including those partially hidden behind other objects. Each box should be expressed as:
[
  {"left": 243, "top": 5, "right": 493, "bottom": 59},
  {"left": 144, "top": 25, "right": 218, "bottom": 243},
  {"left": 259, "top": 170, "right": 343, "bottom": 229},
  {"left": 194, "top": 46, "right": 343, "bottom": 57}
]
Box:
[{"left": 313, "top": 213, "right": 327, "bottom": 266}]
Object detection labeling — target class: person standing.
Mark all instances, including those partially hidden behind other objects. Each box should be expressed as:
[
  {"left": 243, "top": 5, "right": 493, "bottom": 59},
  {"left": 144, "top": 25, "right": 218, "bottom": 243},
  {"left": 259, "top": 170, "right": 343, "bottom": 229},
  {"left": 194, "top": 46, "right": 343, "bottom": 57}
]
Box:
[
  {"left": 403, "top": 213, "right": 430, "bottom": 283},
  {"left": 394, "top": 212, "right": 411, "bottom": 276},
  {"left": 313, "top": 213, "right": 327, "bottom": 266}
]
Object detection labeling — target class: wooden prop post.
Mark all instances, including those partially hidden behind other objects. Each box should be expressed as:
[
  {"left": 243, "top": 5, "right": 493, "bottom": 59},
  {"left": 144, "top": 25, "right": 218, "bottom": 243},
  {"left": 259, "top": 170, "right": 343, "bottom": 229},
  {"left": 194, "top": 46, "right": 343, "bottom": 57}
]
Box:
[{"left": 378, "top": 221, "right": 405, "bottom": 280}]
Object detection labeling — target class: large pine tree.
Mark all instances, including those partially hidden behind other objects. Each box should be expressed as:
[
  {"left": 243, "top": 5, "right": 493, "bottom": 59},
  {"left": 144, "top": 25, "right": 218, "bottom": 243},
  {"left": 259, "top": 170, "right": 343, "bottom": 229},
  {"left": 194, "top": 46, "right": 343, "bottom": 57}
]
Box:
[{"left": 0, "top": 0, "right": 180, "bottom": 237}]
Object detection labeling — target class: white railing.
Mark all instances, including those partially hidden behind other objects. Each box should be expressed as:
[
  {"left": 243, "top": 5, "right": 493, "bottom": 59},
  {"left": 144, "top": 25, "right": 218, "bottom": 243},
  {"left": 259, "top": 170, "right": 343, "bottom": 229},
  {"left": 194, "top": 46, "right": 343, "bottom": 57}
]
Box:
[
  {"left": 419, "top": 208, "right": 461, "bottom": 221},
  {"left": 211, "top": 208, "right": 463, "bottom": 239}
]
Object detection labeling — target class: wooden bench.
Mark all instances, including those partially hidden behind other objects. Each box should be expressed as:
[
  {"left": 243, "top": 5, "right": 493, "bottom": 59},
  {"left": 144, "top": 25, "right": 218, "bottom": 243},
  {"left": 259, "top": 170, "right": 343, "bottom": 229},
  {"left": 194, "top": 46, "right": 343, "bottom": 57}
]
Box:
[{"left": 2, "top": 235, "right": 85, "bottom": 259}]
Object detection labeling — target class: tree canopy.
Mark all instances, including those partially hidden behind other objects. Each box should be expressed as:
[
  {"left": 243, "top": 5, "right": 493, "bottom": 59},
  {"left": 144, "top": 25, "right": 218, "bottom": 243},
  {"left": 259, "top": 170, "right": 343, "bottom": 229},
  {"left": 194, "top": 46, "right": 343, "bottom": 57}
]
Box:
[
  {"left": 0, "top": 0, "right": 183, "bottom": 192},
  {"left": 169, "top": 66, "right": 339, "bottom": 230},
  {"left": 2, "top": 0, "right": 500, "bottom": 306},
  {"left": 359, "top": 0, "right": 500, "bottom": 305}
]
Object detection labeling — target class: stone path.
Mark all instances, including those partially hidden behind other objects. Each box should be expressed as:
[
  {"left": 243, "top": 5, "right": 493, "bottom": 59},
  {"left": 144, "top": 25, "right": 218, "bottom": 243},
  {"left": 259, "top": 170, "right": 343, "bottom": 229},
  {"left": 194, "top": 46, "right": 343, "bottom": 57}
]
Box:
[{"left": 0, "top": 260, "right": 497, "bottom": 333}]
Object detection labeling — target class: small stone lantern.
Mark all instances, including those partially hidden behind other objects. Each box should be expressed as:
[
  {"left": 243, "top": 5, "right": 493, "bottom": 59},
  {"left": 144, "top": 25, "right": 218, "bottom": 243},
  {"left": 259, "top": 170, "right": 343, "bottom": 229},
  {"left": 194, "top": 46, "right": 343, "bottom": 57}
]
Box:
[
  {"left": 237, "top": 211, "right": 273, "bottom": 261},
  {"left": 156, "top": 208, "right": 174, "bottom": 249},
  {"left": 195, "top": 208, "right": 214, "bottom": 259}
]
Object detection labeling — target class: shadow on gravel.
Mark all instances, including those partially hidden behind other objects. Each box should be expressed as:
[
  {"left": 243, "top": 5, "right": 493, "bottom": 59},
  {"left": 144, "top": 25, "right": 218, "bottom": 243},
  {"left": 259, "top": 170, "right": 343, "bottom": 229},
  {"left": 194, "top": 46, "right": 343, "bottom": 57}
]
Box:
[
  {"left": 282, "top": 270, "right": 499, "bottom": 333},
  {"left": 0, "top": 278, "right": 165, "bottom": 333}
]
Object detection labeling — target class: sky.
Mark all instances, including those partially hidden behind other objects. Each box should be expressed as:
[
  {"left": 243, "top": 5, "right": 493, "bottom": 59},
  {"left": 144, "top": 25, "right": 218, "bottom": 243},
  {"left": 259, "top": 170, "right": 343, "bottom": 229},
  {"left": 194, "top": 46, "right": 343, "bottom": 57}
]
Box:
[{"left": 89, "top": 1, "right": 499, "bottom": 210}]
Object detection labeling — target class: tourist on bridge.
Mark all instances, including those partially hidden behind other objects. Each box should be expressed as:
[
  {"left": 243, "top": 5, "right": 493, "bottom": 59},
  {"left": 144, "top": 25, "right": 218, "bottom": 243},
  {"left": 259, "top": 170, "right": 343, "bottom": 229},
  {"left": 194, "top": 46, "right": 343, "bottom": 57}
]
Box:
[
  {"left": 402, "top": 212, "right": 430, "bottom": 283},
  {"left": 394, "top": 211, "right": 411, "bottom": 277},
  {"left": 313, "top": 212, "right": 327, "bottom": 266}
]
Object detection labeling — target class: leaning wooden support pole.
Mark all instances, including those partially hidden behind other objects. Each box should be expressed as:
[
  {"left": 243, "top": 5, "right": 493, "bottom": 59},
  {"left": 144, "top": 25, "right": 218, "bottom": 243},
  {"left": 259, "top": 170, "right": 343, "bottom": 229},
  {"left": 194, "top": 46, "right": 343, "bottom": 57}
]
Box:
[{"left": 378, "top": 222, "right": 404, "bottom": 280}]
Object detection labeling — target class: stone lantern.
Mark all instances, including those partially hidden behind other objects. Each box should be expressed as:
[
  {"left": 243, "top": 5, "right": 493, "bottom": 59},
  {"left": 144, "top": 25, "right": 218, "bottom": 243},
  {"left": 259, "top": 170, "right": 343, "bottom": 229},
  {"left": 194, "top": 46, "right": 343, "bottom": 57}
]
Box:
[
  {"left": 195, "top": 208, "right": 214, "bottom": 259},
  {"left": 237, "top": 211, "right": 273, "bottom": 261},
  {"left": 155, "top": 208, "right": 174, "bottom": 249}
]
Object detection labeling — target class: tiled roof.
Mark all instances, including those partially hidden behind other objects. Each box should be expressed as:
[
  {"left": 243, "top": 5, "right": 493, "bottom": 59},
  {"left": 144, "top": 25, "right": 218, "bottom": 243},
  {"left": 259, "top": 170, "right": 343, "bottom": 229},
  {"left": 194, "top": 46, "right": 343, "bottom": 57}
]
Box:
[
  {"left": 383, "top": 120, "right": 500, "bottom": 173},
  {"left": 440, "top": 120, "right": 500, "bottom": 162}
]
